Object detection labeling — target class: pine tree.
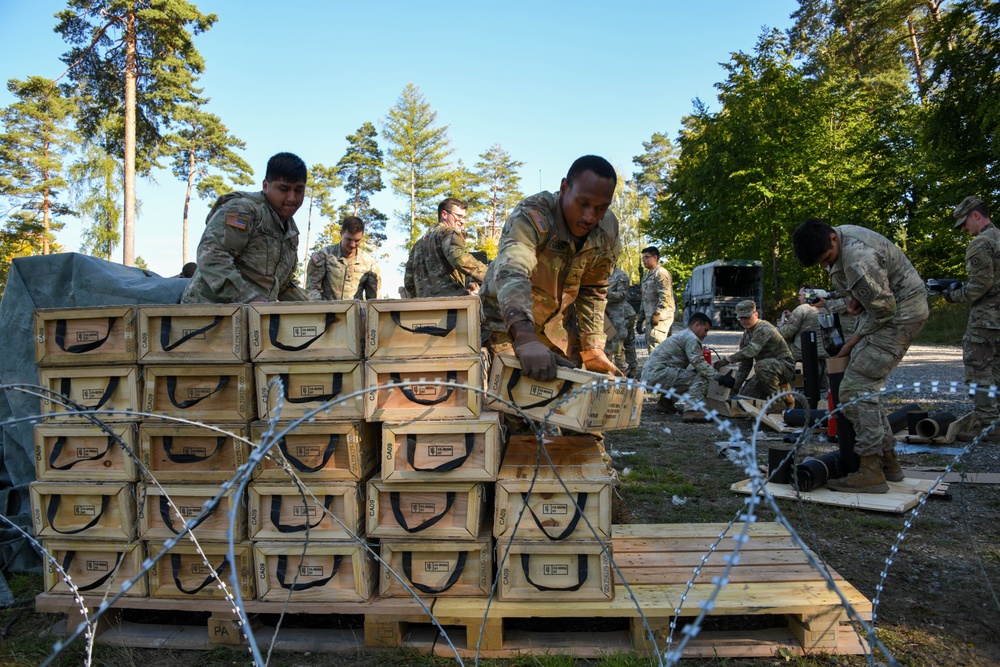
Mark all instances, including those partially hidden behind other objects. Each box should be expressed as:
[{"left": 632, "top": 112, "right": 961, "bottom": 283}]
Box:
[
  {"left": 335, "top": 122, "right": 387, "bottom": 248},
  {"left": 69, "top": 140, "right": 125, "bottom": 260},
  {"left": 302, "top": 164, "right": 342, "bottom": 258},
  {"left": 475, "top": 143, "right": 524, "bottom": 241}
]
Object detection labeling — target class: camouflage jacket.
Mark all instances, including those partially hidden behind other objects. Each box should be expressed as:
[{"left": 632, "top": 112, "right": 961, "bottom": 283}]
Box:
[
  {"left": 640, "top": 264, "right": 674, "bottom": 324},
  {"left": 606, "top": 268, "right": 636, "bottom": 323},
  {"left": 777, "top": 303, "right": 829, "bottom": 360},
  {"left": 644, "top": 328, "right": 715, "bottom": 382},
  {"left": 480, "top": 190, "right": 620, "bottom": 353},
  {"left": 731, "top": 319, "right": 794, "bottom": 389},
  {"left": 950, "top": 223, "right": 1000, "bottom": 329},
  {"left": 181, "top": 191, "right": 306, "bottom": 304},
  {"left": 305, "top": 243, "right": 379, "bottom": 300},
  {"left": 824, "top": 225, "right": 928, "bottom": 337},
  {"left": 403, "top": 222, "right": 487, "bottom": 298}
]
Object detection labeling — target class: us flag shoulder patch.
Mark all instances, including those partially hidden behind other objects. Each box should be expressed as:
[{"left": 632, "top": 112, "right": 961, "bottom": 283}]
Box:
[
  {"left": 225, "top": 214, "right": 248, "bottom": 230},
  {"left": 527, "top": 209, "right": 548, "bottom": 234}
]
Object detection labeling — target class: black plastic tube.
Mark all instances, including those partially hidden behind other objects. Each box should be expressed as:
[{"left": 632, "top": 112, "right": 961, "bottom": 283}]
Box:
[
  {"left": 800, "top": 330, "right": 821, "bottom": 410},
  {"left": 792, "top": 451, "right": 843, "bottom": 492}
]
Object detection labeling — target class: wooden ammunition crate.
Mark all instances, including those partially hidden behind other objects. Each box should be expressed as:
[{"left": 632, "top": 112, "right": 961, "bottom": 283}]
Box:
[
  {"left": 34, "top": 423, "right": 138, "bottom": 482},
  {"left": 37, "top": 366, "right": 141, "bottom": 422},
  {"left": 248, "top": 301, "right": 363, "bottom": 361},
  {"left": 364, "top": 356, "right": 482, "bottom": 422},
  {"left": 381, "top": 414, "right": 503, "bottom": 483},
  {"left": 138, "top": 484, "right": 246, "bottom": 542},
  {"left": 142, "top": 364, "right": 255, "bottom": 422},
  {"left": 589, "top": 380, "right": 644, "bottom": 431},
  {"left": 255, "top": 361, "right": 365, "bottom": 422},
  {"left": 253, "top": 541, "right": 375, "bottom": 603},
  {"left": 495, "top": 436, "right": 613, "bottom": 542},
  {"left": 250, "top": 421, "right": 378, "bottom": 482},
  {"left": 138, "top": 304, "right": 246, "bottom": 363},
  {"left": 496, "top": 539, "right": 613, "bottom": 602},
  {"left": 367, "top": 480, "right": 484, "bottom": 540},
  {"left": 147, "top": 541, "right": 254, "bottom": 601},
  {"left": 35, "top": 306, "right": 137, "bottom": 367},
  {"left": 486, "top": 354, "right": 606, "bottom": 433},
  {"left": 248, "top": 482, "right": 364, "bottom": 541},
  {"left": 42, "top": 539, "right": 147, "bottom": 597},
  {"left": 366, "top": 296, "right": 480, "bottom": 359},
  {"left": 379, "top": 527, "right": 492, "bottom": 598},
  {"left": 139, "top": 424, "right": 249, "bottom": 483},
  {"left": 30, "top": 482, "right": 135, "bottom": 540}
]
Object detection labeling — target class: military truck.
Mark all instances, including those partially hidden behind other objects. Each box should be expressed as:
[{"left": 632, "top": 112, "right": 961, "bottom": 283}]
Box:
[{"left": 682, "top": 259, "right": 764, "bottom": 328}]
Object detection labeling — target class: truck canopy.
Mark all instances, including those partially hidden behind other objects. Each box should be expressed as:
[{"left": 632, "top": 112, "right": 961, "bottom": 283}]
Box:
[{"left": 682, "top": 259, "right": 764, "bottom": 328}]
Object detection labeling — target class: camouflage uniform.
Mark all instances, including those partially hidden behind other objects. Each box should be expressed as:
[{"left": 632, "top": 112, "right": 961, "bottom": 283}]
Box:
[
  {"left": 778, "top": 303, "right": 830, "bottom": 390},
  {"left": 640, "top": 328, "right": 715, "bottom": 403},
  {"left": 305, "top": 243, "right": 379, "bottom": 300},
  {"left": 730, "top": 319, "right": 795, "bottom": 399},
  {"left": 182, "top": 191, "right": 307, "bottom": 304},
  {"left": 948, "top": 222, "right": 1000, "bottom": 425},
  {"left": 825, "top": 225, "right": 928, "bottom": 457},
  {"left": 640, "top": 265, "right": 674, "bottom": 350},
  {"left": 604, "top": 268, "right": 638, "bottom": 374},
  {"left": 403, "top": 222, "right": 487, "bottom": 298},
  {"left": 480, "top": 190, "right": 620, "bottom": 359}
]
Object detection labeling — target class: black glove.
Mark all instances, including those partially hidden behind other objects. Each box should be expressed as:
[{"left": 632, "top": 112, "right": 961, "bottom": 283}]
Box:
[
  {"left": 943, "top": 283, "right": 963, "bottom": 303},
  {"left": 716, "top": 371, "right": 736, "bottom": 389}
]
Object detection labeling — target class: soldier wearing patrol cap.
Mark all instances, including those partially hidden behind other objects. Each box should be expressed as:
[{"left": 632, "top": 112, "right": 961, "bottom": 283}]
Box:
[
  {"left": 404, "top": 197, "right": 487, "bottom": 298},
  {"left": 305, "top": 216, "right": 380, "bottom": 301},
  {"left": 712, "top": 300, "right": 795, "bottom": 403},
  {"left": 182, "top": 152, "right": 309, "bottom": 304},
  {"left": 944, "top": 196, "right": 1000, "bottom": 442}
]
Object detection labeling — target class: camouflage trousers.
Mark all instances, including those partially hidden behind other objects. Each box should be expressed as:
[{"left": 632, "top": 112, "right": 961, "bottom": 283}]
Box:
[
  {"left": 645, "top": 318, "right": 671, "bottom": 351},
  {"left": 640, "top": 366, "right": 708, "bottom": 404},
  {"left": 841, "top": 318, "right": 926, "bottom": 456},
  {"left": 605, "top": 315, "right": 637, "bottom": 373},
  {"left": 963, "top": 326, "right": 1000, "bottom": 424},
  {"left": 740, "top": 358, "right": 795, "bottom": 399}
]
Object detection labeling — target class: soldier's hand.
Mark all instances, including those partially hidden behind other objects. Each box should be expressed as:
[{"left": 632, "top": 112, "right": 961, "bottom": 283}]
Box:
[
  {"left": 716, "top": 372, "right": 736, "bottom": 389},
  {"left": 650, "top": 313, "right": 660, "bottom": 326},
  {"left": 580, "top": 348, "right": 623, "bottom": 376},
  {"left": 846, "top": 297, "right": 864, "bottom": 315},
  {"left": 512, "top": 334, "right": 560, "bottom": 381},
  {"left": 943, "top": 283, "right": 962, "bottom": 302},
  {"left": 713, "top": 357, "right": 730, "bottom": 372}
]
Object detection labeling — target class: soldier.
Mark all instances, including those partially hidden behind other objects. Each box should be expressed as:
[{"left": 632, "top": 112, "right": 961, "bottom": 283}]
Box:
[
  {"left": 605, "top": 266, "right": 638, "bottom": 377},
  {"left": 404, "top": 197, "right": 487, "bottom": 298},
  {"left": 792, "top": 218, "right": 928, "bottom": 493},
  {"left": 639, "top": 245, "right": 674, "bottom": 351},
  {"left": 182, "top": 152, "right": 308, "bottom": 304},
  {"left": 713, "top": 300, "right": 795, "bottom": 405},
  {"left": 305, "top": 216, "right": 380, "bottom": 301},
  {"left": 943, "top": 196, "right": 1000, "bottom": 442},
  {"left": 777, "top": 284, "right": 830, "bottom": 391},
  {"left": 641, "top": 312, "right": 719, "bottom": 419},
  {"left": 480, "top": 154, "right": 620, "bottom": 380}
]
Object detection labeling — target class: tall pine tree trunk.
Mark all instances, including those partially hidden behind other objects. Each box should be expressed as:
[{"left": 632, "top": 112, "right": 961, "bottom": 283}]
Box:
[
  {"left": 409, "top": 165, "right": 416, "bottom": 246},
  {"left": 42, "top": 145, "right": 51, "bottom": 255},
  {"left": 183, "top": 151, "right": 196, "bottom": 265},
  {"left": 123, "top": 8, "right": 137, "bottom": 267}
]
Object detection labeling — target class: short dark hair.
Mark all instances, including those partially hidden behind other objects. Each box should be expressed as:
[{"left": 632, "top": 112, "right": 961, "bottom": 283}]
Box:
[
  {"left": 688, "top": 312, "right": 712, "bottom": 327},
  {"left": 341, "top": 216, "right": 365, "bottom": 235},
  {"left": 438, "top": 197, "right": 467, "bottom": 219},
  {"left": 641, "top": 245, "right": 660, "bottom": 259},
  {"left": 265, "top": 152, "right": 307, "bottom": 183},
  {"left": 566, "top": 155, "right": 617, "bottom": 187},
  {"left": 791, "top": 218, "right": 835, "bottom": 267},
  {"left": 972, "top": 201, "right": 991, "bottom": 219}
]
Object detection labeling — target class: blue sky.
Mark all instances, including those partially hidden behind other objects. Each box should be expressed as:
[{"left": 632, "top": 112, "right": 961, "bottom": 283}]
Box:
[{"left": 0, "top": 0, "right": 798, "bottom": 294}]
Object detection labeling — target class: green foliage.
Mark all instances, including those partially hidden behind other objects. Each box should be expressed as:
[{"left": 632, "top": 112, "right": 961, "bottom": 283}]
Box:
[
  {"left": 335, "top": 121, "right": 388, "bottom": 248},
  {"left": 475, "top": 143, "right": 525, "bottom": 241},
  {"left": 610, "top": 178, "right": 647, "bottom": 282},
  {"left": 69, "top": 141, "right": 124, "bottom": 260},
  {"left": 306, "top": 163, "right": 343, "bottom": 252}
]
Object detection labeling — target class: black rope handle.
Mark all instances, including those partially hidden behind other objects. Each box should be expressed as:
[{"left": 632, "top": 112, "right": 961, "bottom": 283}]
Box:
[
  {"left": 60, "top": 376, "right": 120, "bottom": 411},
  {"left": 402, "top": 550, "right": 467, "bottom": 594},
  {"left": 170, "top": 552, "right": 229, "bottom": 595},
  {"left": 55, "top": 317, "right": 116, "bottom": 354},
  {"left": 276, "top": 554, "right": 342, "bottom": 591},
  {"left": 48, "top": 435, "right": 114, "bottom": 470},
  {"left": 162, "top": 435, "right": 226, "bottom": 464},
  {"left": 60, "top": 549, "right": 123, "bottom": 591},
  {"left": 159, "top": 495, "right": 213, "bottom": 535},
  {"left": 278, "top": 434, "right": 339, "bottom": 473},
  {"left": 159, "top": 315, "right": 223, "bottom": 352},
  {"left": 405, "top": 433, "right": 474, "bottom": 472},
  {"left": 520, "top": 553, "right": 589, "bottom": 591},
  {"left": 389, "top": 491, "right": 455, "bottom": 533},
  {"left": 166, "top": 375, "right": 229, "bottom": 409},
  {"left": 268, "top": 311, "right": 337, "bottom": 351},
  {"left": 390, "top": 309, "right": 457, "bottom": 337},
  {"left": 521, "top": 492, "right": 589, "bottom": 541},
  {"left": 505, "top": 368, "right": 574, "bottom": 410},
  {"left": 46, "top": 493, "right": 110, "bottom": 535},
  {"left": 390, "top": 371, "right": 457, "bottom": 406},
  {"left": 269, "top": 494, "right": 334, "bottom": 533},
  {"left": 279, "top": 373, "right": 342, "bottom": 404}
]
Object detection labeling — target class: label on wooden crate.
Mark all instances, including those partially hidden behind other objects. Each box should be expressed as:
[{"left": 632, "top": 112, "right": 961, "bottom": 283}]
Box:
[
  {"left": 496, "top": 539, "right": 614, "bottom": 602},
  {"left": 139, "top": 423, "right": 248, "bottom": 483},
  {"left": 138, "top": 304, "right": 247, "bottom": 363},
  {"left": 248, "top": 482, "right": 364, "bottom": 541},
  {"left": 148, "top": 541, "right": 254, "bottom": 600},
  {"left": 255, "top": 361, "right": 365, "bottom": 421},
  {"left": 42, "top": 540, "right": 147, "bottom": 597},
  {"left": 38, "top": 366, "right": 141, "bottom": 422},
  {"left": 248, "top": 301, "right": 363, "bottom": 361},
  {"left": 379, "top": 527, "right": 492, "bottom": 598},
  {"left": 366, "top": 296, "right": 480, "bottom": 359},
  {"left": 381, "top": 414, "right": 502, "bottom": 482},
  {"left": 143, "top": 364, "right": 255, "bottom": 422},
  {"left": 30, "top": 482, "right": 136, "bottom": 540},
  {"left": 253, "top": 541, "right": 375, "bottom": 602},
  {"left": 365, "top": 356, "right": 482, "bottom": 421},
  {"left": 586, "top": 380, "right": 645, "bottom": 432},
  {"left": 35, "top": 306, "right": 137, "bottom": 367},
  {"left": 34, "top": 423, "right": 138, "bottom": 482},
  {"left": 250, "top": 421, "right": 378, "bottom": 482},
  {"left": 367, "top": 480, "right": 484, "bottom": 540},
  {"left": 138, "top": 484, "right": 246, "bottom": 542}
]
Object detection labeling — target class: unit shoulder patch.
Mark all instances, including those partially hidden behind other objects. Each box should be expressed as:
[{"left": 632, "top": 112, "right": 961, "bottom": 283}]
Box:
[{"left": 526, "top": 209, "right": 548, "bottom": 234}]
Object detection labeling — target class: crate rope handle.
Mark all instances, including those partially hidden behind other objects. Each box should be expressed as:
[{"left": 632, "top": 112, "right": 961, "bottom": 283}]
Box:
[
  {"left": 520, "top": 491, "right": 588, "bottom": 541},
  {"left": 402, "top": 550, "right": 467, "bottom": 594},
  {"left": 405, "top": 433, "right": 474, "bottom": 472},
  {"left": 170, "top": 552, "right": 229, "bottom": 595},
  {"left": 279, "top": 373, "right": 342, "bottom": 404},
  {"left": 46, "top": 493, "right": 110, "bottom": 535},
  {"left": 159, "top": 315, "right": 223, "bottom": 351},
  {"left": 505, "top": 368, "right": 574, "bottom": 409},
  {"left": 520, "top": 553, "right": 589, "bottom": 592},
  {"left": 390, "top": 371, "right": 457, "bottom": 406},
  {"left": 389, "top": 309, "right": 457, "bottom": 337},
  {"left": 59, "top": 376, "right": 120, "bottom": 411},
  {"left": 48, "top": 435, "right": 114, "bottom": 470},
  {"left": 162, "top": 435, "right": 226, "bottom": 464},
  {"left": 60, "top": 550, "right": 123, "bottom": 591},
  {"left": 159, "top": 495, "right": 213, "bottom": 535},
  {"left": 166, "top": 375, "right": 229, "bottom": 409},
  {"left": 278, "top": 434, "right": 339, "bottom": 473},
  {"left": 389, "top": 491, "right": 455, "bottom": 533},
  {"left": 269, "top": 494, "right": 334, "bottom": 533},
  {"left": 267, "top": 311, "right": 337, "bottom": 351},
  {"left": 54, "top": 317, "right": 116, "bottom": 354},
  {"left": 276, "top": 554, "right": 342, "bottom": 591}
]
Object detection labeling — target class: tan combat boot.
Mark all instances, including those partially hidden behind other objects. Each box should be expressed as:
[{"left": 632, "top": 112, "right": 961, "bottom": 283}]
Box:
[
  {"left": 827, "top": 454, "right": 890, "bottom": 494},
  {"left": 880, "top": 448, "right": 904, "bottom": 482}
]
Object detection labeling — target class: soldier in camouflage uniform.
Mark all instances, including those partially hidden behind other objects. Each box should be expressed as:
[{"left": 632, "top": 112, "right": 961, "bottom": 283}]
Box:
[
  {"left": 793, "top": 218, "right": 928, "bottom": 493},
  {"left": 404, "top": 198, "right": 487, "bottom": 298},
  {"left": 305, "top": 216, "right": 380, "bottom": 301},
  {"left": 182, "top": 152, "right": 309, "bottom": 304},
  {"left": 943, "top": 196, "right": 1000, "bottom": 442},
  {"left": 777, "top": 285, "right": 830, "bottom": 391},
  {"left": 639, "top": 246, "right": 674, "bottom": 351},
  {"left": 604, "top": 266, "right": 638, "bottom": 377},
  {"left": 713, "top": 300, "right": 795, "bottom": 402},
  {"left": 480, "top": 155, "right": 621, "bottom": 380},
  {"left": 641, "top": 312, "right": 718, "bottom": 416}
]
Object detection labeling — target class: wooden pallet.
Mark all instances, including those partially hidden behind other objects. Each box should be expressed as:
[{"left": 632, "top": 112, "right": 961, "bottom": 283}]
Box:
[{"left": 732, "top": 477, "right": 946, "bottom": 513}]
